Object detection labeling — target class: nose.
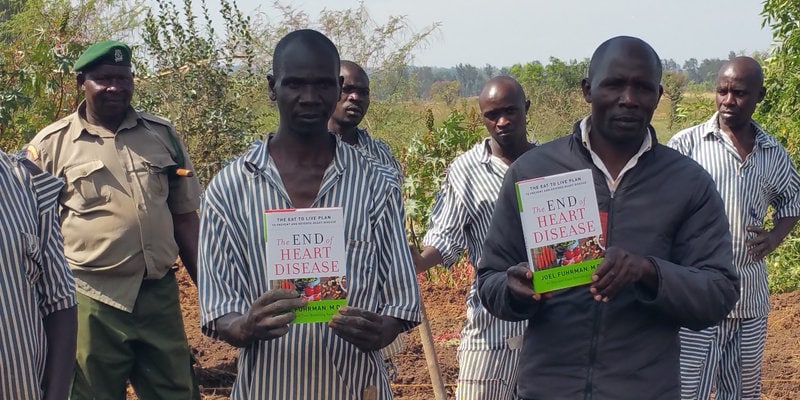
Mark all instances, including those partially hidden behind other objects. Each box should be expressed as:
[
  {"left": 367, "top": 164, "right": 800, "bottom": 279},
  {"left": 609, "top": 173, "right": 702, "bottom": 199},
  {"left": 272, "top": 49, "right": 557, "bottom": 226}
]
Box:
[
  {"left": 497, "top": 115, "right": 511, "bottom": 129},
  {"left": 299, "top": 85, "right": 321, "bottom": 104},
  {"left": 721, "top": 91, "right": 735, "bottom": 105},
  {"left": 347, "top": 91, "right": 362, "bottom": 103},
  {"left": 618, "top": 85, "right": 637, "bottom": 107}
]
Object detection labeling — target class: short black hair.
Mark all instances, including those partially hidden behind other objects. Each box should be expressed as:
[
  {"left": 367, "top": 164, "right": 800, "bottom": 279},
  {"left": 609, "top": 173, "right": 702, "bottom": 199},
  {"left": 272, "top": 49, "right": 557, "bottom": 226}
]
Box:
[
  {"left": 340, "top": 60, "right": 367, "bottom": 76},
  {"left": 587, "top": 36, "right": 662, "bottom": 82},
  {"left": 273, "top": 29, "right": 340, "bottom": 77}
]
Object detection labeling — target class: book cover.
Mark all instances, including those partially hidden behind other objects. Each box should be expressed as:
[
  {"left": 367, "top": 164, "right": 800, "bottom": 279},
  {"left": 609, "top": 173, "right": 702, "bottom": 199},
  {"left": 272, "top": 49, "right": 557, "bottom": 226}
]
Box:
[
  {"left": 516, "top": 169, "right": 606, "bottom": 293},
  {"left": 264, "top": 207, "right": 347, "bottom": 323}
]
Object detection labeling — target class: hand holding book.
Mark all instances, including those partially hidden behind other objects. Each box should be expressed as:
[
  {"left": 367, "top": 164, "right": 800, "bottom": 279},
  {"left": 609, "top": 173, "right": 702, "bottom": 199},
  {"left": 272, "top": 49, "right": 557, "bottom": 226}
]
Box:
[
  {"left": 507, "top": 263, "right": 553, "bottom": 302},
  {"left": 589, "top": 247, "right": 658, "bottom": 302},
  {"left": 216, "top": 289, "right": 307, "bottom": 347},
  {"left": 329, "top": 307, "right": 405, "bottom": 352}
]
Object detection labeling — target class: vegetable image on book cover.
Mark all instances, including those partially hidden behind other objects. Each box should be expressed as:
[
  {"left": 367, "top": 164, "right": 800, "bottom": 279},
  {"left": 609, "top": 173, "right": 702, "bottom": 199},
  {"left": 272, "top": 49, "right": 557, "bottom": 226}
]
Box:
[
  {"left": 516, "top": 169, "right": 606, "bottom": 293},
  {"left": 264, "top": 207, "right": 347, "bottom": 323}
]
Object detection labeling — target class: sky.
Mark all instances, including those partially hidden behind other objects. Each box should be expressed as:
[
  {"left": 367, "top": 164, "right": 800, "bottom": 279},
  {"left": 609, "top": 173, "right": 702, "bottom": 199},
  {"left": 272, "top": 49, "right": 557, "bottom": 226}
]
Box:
[{"left": 222, "top": 0, "right": 773, "bottom": 68}]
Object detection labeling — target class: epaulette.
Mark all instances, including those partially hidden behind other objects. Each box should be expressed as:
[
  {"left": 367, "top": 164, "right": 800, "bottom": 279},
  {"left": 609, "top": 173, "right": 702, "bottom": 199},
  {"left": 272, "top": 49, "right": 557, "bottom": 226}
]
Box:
[
  {"left": 139, "top": 112, "right": 174, "bottom": 128},
  {"left": 35, "top": 118, "right": 72, "bottom": 140}
]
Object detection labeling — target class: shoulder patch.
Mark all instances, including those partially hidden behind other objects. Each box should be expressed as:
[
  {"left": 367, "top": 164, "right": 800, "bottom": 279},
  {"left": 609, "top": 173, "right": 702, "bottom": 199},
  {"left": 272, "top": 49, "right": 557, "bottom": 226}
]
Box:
[{"left": 24, "top": 144, "right": 40, "bottom": 161}]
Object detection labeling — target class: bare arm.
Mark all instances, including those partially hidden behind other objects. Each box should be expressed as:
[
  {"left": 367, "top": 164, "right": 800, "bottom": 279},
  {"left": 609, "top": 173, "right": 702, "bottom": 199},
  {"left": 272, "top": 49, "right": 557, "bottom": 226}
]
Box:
[
  {"left": 173, "top": 211, "right": 199, "bottom": 285},
  {"left": 410, "top": 245, "right": 444, "bottom": 275},
  {"left": 42, "top": 306, "right": 77, "bottom": 400}
]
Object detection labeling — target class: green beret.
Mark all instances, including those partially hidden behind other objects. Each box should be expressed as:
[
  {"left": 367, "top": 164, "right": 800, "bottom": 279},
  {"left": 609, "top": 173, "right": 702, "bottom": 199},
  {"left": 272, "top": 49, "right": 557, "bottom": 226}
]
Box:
[{"left": 73, "top": 40, "right": 132, "bottom": 72}]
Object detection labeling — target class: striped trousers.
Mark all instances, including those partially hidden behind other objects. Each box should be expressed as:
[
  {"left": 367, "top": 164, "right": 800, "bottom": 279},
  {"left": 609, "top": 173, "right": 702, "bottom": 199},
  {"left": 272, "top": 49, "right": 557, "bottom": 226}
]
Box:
[
  {"left": 679, "top": 317, "right": 768, "bottom": 400},
  {"left": 455, "top": 347, "right": 521, "bottom": 400}
]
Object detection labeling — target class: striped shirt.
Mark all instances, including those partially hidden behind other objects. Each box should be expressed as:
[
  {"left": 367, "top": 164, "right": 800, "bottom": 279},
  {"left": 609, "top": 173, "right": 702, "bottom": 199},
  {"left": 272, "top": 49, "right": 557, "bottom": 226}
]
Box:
[
  {"left": 0, "top": 151, "right": 75, "bottom": 400},
  {"left": 668, "top": 113, "right": 800, "bottom": 318},
  {"left": 423, "top": 139, "right": 527, "bottom": 352},
  {"left": 198, "top": 134, "right": 421, "bottom": 400},
  {"left": 350, "top": 128, "right": 403, "bottom": 177}
]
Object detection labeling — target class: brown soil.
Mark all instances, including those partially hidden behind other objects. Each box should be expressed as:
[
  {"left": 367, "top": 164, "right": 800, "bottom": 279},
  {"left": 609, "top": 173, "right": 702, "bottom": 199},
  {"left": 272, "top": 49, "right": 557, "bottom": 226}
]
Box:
[{"left": 164, "top": 269, "right": 799, "bottom": 399}]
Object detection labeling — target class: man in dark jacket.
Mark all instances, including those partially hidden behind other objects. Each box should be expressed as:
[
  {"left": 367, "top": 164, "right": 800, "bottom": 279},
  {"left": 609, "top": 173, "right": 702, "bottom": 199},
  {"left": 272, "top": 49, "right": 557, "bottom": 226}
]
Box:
[{"left": 477, "top": 36, "right": 740, "bottom": 400}]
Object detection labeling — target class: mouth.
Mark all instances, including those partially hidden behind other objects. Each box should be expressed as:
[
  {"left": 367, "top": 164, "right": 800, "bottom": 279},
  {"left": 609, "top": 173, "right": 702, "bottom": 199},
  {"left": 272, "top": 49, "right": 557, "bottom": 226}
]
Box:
[
  {"left": 297, "top": 113, "right": 324, "bottom": 123},
  {"left": 611, "top": 115, "right": 642, "bottom": 128},
  {"left": 344, "top": 106, "right": 363, "bottom": 117}
]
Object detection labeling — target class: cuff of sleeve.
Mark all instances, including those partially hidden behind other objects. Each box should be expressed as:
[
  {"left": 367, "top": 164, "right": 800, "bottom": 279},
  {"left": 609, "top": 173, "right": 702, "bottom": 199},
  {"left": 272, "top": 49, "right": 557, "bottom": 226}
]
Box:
[
  {"left": 201, "top": 302, "right": 248, "bottom": 339},
  {"left": 382, "top": 304, "right": 421, "bottom": 332},
  {"left": 41, "top": 295, "right": 77, "bottom": 317},
  {"left": 634, "top": 256, "right": 663, "bottom": 304}
]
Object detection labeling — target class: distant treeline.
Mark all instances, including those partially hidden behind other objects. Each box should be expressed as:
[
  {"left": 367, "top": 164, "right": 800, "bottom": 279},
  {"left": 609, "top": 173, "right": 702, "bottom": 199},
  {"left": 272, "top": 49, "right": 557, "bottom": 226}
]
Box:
[{"left": 371, "top": 51, "right": 767, "bottom": 101}]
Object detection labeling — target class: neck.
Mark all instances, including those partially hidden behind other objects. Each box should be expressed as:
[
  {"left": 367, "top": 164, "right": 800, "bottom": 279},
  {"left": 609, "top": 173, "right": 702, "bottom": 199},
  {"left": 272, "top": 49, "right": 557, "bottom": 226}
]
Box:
[
  {"left": 588, "top": 130, "right": 645, "bottom": 179},
  {"left": 488, "top": 138, "right": 534, "bottom": 165},
  {"left": 329, "top": 120, "right": 359, "bottom": 145},
  {"left": 85, "top": 108, "right": 125, "bottom": 133},
  {"left": 719, "top": 118, "right": 755, "bottom": 141},
  {"left": 271, "top": 127, "right": 336, "bottom": 157}
]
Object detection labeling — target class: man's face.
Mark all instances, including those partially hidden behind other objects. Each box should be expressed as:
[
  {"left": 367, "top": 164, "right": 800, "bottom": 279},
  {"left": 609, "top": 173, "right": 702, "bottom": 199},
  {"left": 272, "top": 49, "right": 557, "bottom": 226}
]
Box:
[
  {"left": 715, "top": 66, "right": 764, "bottom": 129},
  {"left": 79, "top": 64, "right": 134, "bottom": 120},
  {"left": 330, "top": 65, "right": 370, "bottom": 129},
  {"left": 269, "top": 44, "right": 341, "bottom": 137},
  {"left": 479, "top": 84, "right": 529, "bottom": 147},
  {"left": 582, "top": 47, "right": 663, "bottom": 144}
]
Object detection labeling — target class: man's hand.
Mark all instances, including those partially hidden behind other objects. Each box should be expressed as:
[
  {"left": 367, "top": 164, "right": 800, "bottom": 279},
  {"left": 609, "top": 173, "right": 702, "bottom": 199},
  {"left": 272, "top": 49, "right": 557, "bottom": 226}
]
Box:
[
  {"left": 590, "top": 247, "right": 656, "bottom": 302},
  {"left": 409, "top": 244, "right": 425, "bottom": 273},
  {"left": 329, "top": 307, "right": 404, "bottom": 352},
  {"left": 508, "top": 263, "right": 552, "bottom": 302},
  {"left": 746, "top": 226, "right": 778, "bottom": 261},
  {"left": 217, "top": 289, "right": 306, "bottom": 347}
]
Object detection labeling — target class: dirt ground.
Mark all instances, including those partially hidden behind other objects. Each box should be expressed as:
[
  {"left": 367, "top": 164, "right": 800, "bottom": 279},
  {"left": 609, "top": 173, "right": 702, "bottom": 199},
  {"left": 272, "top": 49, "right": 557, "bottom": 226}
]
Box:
[{"left": 165, "top": 269, "right": 799, "bottom": 400}]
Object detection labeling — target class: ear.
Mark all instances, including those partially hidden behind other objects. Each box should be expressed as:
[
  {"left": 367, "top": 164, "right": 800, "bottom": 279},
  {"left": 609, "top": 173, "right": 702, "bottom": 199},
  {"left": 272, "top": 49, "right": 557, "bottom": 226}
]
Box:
[
  {"left": 76, "top": 74, "right": 85, "bottom": 90},
  {"left": 524, "top": 99, "right": 531, "bottom": 113},
  {"left": 581, "top": 78, "right": 592, "bottom": 103},
  {"left": 658, "top": 84, "right": 664, "bottom": 98},
  {"left": 267, "top": 74, "right": 277, "bottom": 101},
  {"left": 757, "top": 86, "right": 766, "bottom": 103}
]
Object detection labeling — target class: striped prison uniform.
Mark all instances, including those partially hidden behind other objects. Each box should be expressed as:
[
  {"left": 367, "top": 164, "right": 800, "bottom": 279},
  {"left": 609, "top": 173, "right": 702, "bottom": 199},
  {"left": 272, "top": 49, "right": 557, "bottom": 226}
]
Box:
[
  {"left": 0, "top": 151, "right": 76, "bottom": 399},
  {"left": 423, "top": 139, "right": 529, "bottom": 400},
  {"left": 338, "top": 128, "right": 407, "bottom": 368},
  {"left": 198, "top": 135, "right": 421, "bottom": 400},
  {"left": 668, "top": 113, "right": 800, "bottom": 400}
]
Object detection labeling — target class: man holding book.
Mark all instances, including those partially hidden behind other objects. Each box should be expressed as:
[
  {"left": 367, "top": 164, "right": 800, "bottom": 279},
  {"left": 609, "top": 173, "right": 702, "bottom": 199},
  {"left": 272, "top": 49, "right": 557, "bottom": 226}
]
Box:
[
  {"left": 669, "top": 57, "right": 800, "bottom": 400},
  {"left": 197, "top": 29, "right": 421, "bottom": 400},
  {"left": 410, "top": 75, "right": 535, "bottom": 400},
  {"left": 477, "top": 36, "right": 739, "bottom": 400}
]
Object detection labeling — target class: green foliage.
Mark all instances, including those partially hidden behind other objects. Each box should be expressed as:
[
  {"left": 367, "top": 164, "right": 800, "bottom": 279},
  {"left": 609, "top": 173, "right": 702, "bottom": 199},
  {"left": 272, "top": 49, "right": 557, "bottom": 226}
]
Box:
[
  {"left": 248, "top": 1, "right": 439, "bottom": 101},
  {"left": 662, "top": 71, "right": 689, "bottom": 131},
  {"left": 759, "top": 0, "right": 800, "bottom": 293},
  {"left": 672, "top": 93, "right": 714, "bottom": 131},
  {"left": 429, "top": 80, "right": 459, "bottom": 106},
  {"left": 0, "top": 0, "right": 144, "bottom": 151},
  {"left": 138, "top": 0, "right": 262, "bottom": 185},
  {"left": 508, "top": 59, "right": 589, "bottom": 142},
  {"left": 401, "top": 109, "right": 483, "bottom": 245}
]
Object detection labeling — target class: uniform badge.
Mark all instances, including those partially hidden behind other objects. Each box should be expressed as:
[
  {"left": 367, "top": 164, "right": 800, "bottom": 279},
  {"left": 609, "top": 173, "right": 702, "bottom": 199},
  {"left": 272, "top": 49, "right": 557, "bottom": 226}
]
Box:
[
  {"left": 114, "top": 49, "right": 123, "bottom": 63},
  {"left": 25, "top": 144, "right": 39, "bottom": 161}
]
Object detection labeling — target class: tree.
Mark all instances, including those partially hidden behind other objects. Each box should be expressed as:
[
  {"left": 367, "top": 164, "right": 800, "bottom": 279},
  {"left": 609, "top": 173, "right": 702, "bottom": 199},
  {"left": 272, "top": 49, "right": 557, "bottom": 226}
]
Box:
[
  {"left": 757, "top": 0, "right": 800, "bottom": 293},
  {"left": 429, "top": 80, "right": 459, "bottom": 105},
  {"left": 247, "top": 1, "right": 439, "bottom": 100},
  {"left": 0, "top": 0, "right": 145, "bottom": 150},
  {"left": 661, "top": 71, "right": 689, "bottom": 130}
]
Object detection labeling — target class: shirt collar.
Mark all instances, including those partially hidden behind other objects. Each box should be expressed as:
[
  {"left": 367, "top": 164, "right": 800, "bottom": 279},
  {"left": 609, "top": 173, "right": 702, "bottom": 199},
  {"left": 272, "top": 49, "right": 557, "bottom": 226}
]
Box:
[
  {"left": 704, "top": 112, "right": 778, "bottom": 149},
  {"left": 73, "top": 100, "right": 140, "bottom": 141},
  {"left": 242, "top": 132, "right": 346, "bottom": 176},
  {"left": 479, "top": 138, "right": 493, "bottom": 164}
]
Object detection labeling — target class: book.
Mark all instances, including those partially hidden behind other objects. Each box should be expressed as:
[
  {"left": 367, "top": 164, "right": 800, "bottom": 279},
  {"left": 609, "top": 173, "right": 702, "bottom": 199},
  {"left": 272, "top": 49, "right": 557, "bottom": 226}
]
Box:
[
  {"left": 264, "top": 207, "right": 347, "bottom": 323},
  {"left": 516, "top": 169, "right": 606, "bottom": 293}
]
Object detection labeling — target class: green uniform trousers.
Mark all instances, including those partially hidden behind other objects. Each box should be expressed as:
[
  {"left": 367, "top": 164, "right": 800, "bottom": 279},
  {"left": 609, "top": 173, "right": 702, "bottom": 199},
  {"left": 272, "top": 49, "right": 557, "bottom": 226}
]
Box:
[{"left": 71, "top": 270, "right": 200, "bottom": 400}]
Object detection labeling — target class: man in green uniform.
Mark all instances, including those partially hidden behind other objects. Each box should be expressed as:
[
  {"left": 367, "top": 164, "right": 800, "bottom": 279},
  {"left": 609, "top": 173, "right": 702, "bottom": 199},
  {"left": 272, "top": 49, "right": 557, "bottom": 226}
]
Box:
[{"left": 26, "top": 40, "right": 202, "bottom": 400}]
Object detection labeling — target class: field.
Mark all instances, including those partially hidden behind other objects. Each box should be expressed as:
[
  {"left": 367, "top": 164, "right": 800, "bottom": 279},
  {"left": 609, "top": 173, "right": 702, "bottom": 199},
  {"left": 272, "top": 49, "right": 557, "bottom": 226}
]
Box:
[{"left": 163, "top": 265, "right": 800, "bottom": 400}]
